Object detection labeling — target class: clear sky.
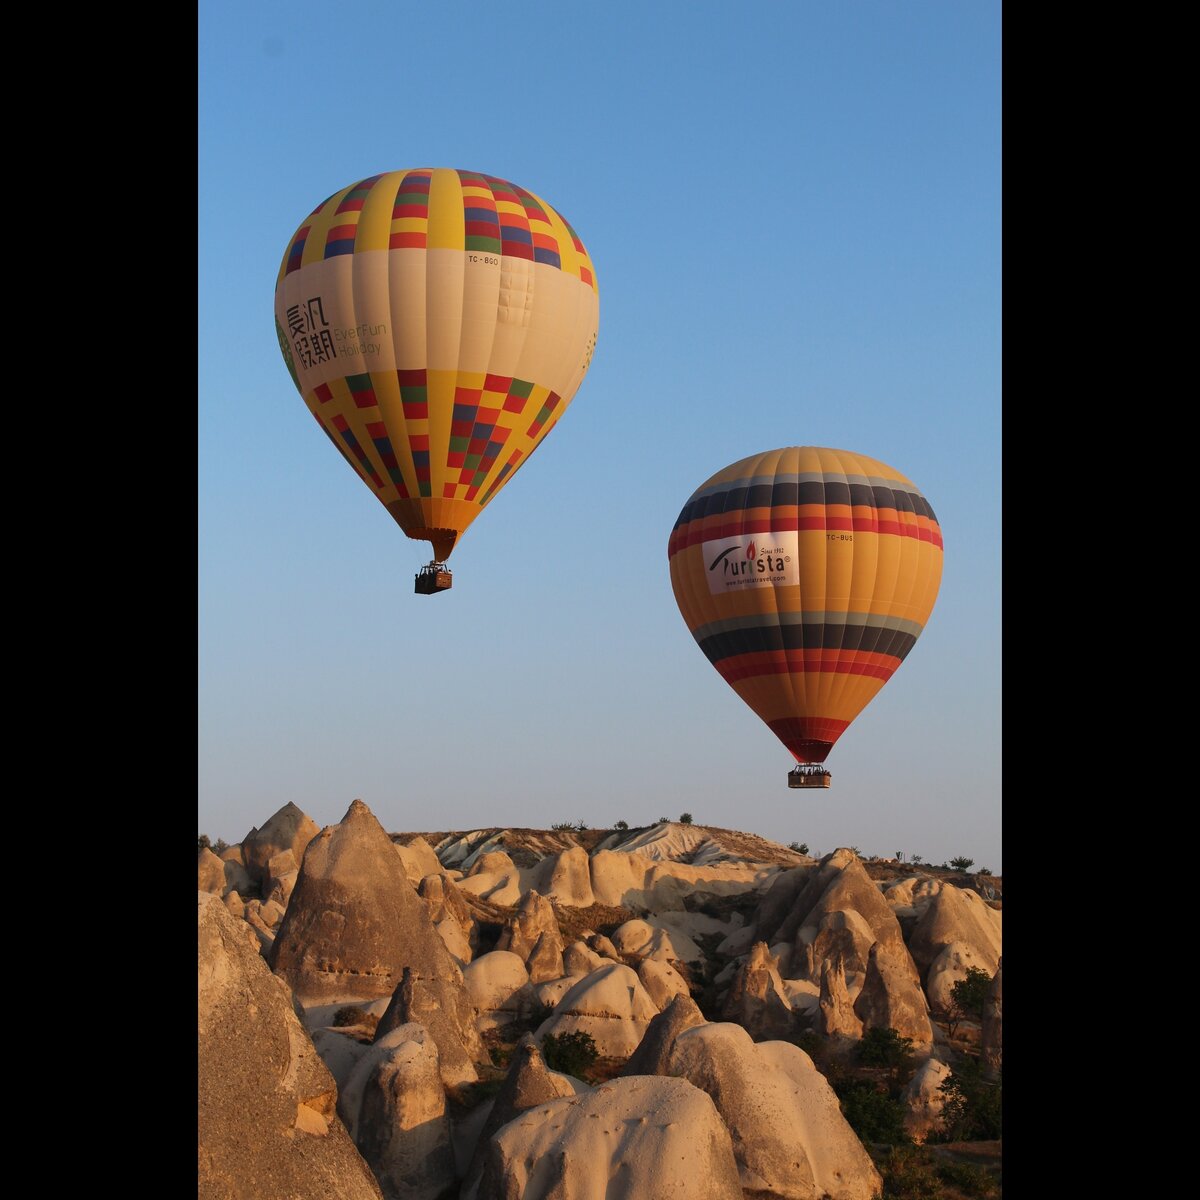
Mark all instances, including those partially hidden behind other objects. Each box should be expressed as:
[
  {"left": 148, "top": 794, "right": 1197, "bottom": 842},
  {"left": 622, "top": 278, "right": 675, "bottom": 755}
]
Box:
[{"left": 198, "top": 1, "right": 1001, "bottom": 872}]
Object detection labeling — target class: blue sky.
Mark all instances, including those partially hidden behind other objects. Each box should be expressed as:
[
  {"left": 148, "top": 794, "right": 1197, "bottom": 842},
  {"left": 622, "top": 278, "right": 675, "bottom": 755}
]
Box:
[{"left": 199, "top": 1, "right": 1001, "bottom": 871}]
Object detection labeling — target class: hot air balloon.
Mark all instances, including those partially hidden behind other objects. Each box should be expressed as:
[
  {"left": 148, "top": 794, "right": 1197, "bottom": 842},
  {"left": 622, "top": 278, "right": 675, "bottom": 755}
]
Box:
[
  {"left": 274, "top": 168, "right": 599, "bottom": 594},
  {"left": 667, "top": 447, "right": 943, "bottom": 788}
]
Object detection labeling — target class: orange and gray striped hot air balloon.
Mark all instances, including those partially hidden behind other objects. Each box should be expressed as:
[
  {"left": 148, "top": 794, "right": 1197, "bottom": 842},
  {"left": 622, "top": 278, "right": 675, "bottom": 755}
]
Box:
[
  {"left": 274, "top": 168, "right": 599, "bottom": 594},
  {"left": 667, "top": 447, "right": 943, "bottom": 788}
]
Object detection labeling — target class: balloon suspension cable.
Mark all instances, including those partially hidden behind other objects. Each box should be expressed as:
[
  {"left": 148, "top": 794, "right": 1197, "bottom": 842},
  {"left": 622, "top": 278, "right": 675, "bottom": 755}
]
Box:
[
  {"left": 414, "top": 560, "right": 453, "bottom": 596},
  {"left": 788, "top": 763, "right": 831, "bottom": 789}
]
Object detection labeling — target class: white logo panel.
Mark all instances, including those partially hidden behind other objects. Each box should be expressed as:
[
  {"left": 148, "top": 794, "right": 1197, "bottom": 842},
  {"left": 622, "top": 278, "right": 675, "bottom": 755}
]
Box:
[{"left": 703, "top": 533, "right": 799, "bottom": 593}]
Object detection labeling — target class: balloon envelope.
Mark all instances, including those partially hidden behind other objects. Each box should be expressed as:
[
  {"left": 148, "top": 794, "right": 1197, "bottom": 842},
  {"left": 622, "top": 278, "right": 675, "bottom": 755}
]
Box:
[
  {"left": 274, "top": 168, "right": 599, "bottom": 563},
  {"left": 667, "top": 447, "right": 943, "bottom": 765}
]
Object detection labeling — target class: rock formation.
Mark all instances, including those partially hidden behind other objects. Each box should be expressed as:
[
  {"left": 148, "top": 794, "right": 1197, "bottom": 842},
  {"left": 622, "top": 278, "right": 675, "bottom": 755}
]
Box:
[
  {"left": 241, "top": 801, "right": 320, "bottom": 890},
  {"left": 636, "top": 958, "right": 691, "bottom": 1011},
  {"left": 902, "top": 1056, "right": 952, "bottom": 1143},
  {"left": 269, "top": 799, "right": 467, "bottom": 1007},
  {"left": 495, "top": 890, "right": 564, "bottom": 981},
  {"left": 338, "top": 1024, "right": 456, "bottom": 1200},
  {"left": 981, "top": 958, "right": 1002, "bottom": 1079},
  {"left": 460, "top": 1036, "right": 579, "bottom": 1200},
  {"left": 668, "top": 1022, "right": 883, "bottom": 1199},
  {"left": 197, "top": 893, "right": 383, "bottom": 1200},
  {"left": 621, "top": 992, "right": 707, "bottom": 1077},
  {"left": 534, "top": 962, "right": 659, "bottom": 1057},
  {"left": 817, "top": 954, "right": 863, "bottom": 1040},
  {"left": 908, "top": 883, "right": 1003, "bottom": 989},
  {"left": 477, "top": 1075, "right": 744, "bottom": 1199},
  {"left": 393, "top": 836, "right": 442, "bottom": 886},
  {"left": 720, "top": 941, "right": 794, "bottom": 1040},
  {"left": 373, "top": 965, "right": 488, "bottom": 1087},
  {"left": 462, "top": 950, "right": 535, "bottom": 1031}
]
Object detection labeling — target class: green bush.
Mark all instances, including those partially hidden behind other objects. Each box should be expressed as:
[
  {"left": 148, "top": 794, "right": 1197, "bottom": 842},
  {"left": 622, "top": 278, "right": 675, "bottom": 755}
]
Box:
[
  {"left": 541, "top": 1030, "right": 599, "bottom": 1077},
  {"left": 198, "top": 834, "right": 212, "bottom": 852},
  {"left": 615, "top": 820, "right": 628, "bottom": 830},
  {"left": 935, "top": 1159, "right": 997, "bottom": 1197},
  {"left": 788, "top": 841, "right": 810, "bottom": 854},
  {"left": 935, "top": 1057, "right": 1001, "bottom": 1141},
  {"left": 947, "top": 966, "right": 992, "bottom": 1037},
  {"left": 950, "top": 967, "right": 992, "bottom": 1016},
  {"left": 872, "top": 1145, "right": 946, "bottom": 1199},
  {"left": 949, "top": 855, "right": 975, "bottom": 872},
  {"left": 854, "top": 1027, "right": 915, "bottom": 1072},
  {"left": 836, "top": 1079, "right": 912, "bottom": 1145},
  {"left": 679, "top": 812, "right": 694, "bottom": 824}
]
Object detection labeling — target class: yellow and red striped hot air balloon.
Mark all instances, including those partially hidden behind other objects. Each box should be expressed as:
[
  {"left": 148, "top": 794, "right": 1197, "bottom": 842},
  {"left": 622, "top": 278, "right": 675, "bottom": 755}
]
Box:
[
  {"left": 667, "top": 447, "right": 943, "bottom": 788},
  {"left": 274, "top": 168, "right": 599, "bottom": 593}
]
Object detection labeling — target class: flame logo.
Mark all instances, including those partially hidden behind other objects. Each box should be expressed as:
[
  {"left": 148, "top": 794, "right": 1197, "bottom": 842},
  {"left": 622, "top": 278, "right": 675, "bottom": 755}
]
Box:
[{"left": 746, "top": 542, "right": 756, "bottom": 559}]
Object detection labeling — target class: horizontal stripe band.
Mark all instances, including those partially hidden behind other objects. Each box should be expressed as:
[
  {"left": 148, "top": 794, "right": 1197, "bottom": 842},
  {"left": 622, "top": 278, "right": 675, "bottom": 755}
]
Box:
[
  {"left": 716, "top": 650, "right": 900, "bottom": 684},
  {"left": 674, "top": 479, "right": 938, "bottom": 528},
  {"left": 668, "top": 515, "right": 943, "bottom": 554},
  {"left": 690, "top": 610, "right": 926, "bottom": 642},
  {"left": 696, "top": 623, "right": 917, "bottom": 664}
]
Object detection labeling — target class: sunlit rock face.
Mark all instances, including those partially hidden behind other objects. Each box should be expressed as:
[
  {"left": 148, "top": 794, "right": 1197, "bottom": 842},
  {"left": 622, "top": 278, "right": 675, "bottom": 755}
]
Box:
[
  {"left": 620, "top": 993, "right": 708, "bottom": 1078},
  {"left": 459, "top": 1036, "right": 580, "bottom": 1200},
  {"left": 373, "top": 964, "right": 488, "bottom": 1088},
  {"left": 765, "top": 850, "right": 933, "bottom": 1047},
  {"left": 394, "top": 836, "right": 442, "bottom": 887},
  {"left": 908, "top": 885, "right": 1003, "bottom": 994},
  {"left": 902, "top": 1056, "right": 952, "bottom": 1144},
  {"left": 478, "top": 1075, "right": 744, "bottom": 1200},
  {"left": 667, "top": 1022, "right": 884, "bottom": 1200},
  {"left": 637, "top": 958, "right": 690, "bottom": 1011},
  {"left": 337, "top": 1023, "right": 456, "bottom": 1200},
  {"left": 534, "top": 962, "right": 659, "bottom": 1057},
  {"left": 462, "top": 950, "right": 535, "bottom": 1032},
  {"left": 495, "top": 889, "right": 564, "bottom": 980},
  {"left": 269, "top": 799, "right": 465, "bottom": 1007},
  {"left": 241, "top": 801, "right": 320, "bottom": 891},
  {"left": 197, "top": 893, "right": 383, "bottom": 1200},
  {"left": 720, "top": 941, "right": 795, "bottom": 1040}
]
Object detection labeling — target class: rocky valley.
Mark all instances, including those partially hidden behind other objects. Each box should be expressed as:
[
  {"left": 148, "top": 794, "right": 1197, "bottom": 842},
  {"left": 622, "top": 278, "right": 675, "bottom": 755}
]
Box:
[{"left": 198, "top": 800, "right": 1002, "bottom": 1199}]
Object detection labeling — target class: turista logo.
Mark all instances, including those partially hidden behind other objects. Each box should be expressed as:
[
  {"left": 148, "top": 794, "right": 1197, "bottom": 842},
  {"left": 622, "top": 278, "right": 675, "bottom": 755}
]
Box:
[{"left": 702, "top": 533, "right": 799, "bottom": 593}]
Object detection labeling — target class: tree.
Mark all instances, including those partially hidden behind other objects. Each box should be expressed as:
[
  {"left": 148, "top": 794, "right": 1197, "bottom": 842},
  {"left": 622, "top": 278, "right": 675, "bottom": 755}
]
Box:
[
  {"left": 936, "top": 1057, "right": 1001, "bottom": 1141},
  {"left": 835, "top": 1079, "right": 912, "bottom": 1146},
  {"left": 198, "top": 834, "right": 212, "bottom": 852},
  {"left": 615, "top": 820, "right": 628, "bottom": 830},
  {"left": 946, "top": 966, "right": 992, "bottom": 1038},
  {"left": 788, "top": 841, "right": 810, "bottom": 855},
  {"left": 214, "top": 838, "right": 230, "bottom": 855},
  {"left": 657, "top": 816, "right": 669, "bottom": 824},
  {"left": 541, "top": 1030, "right": 598, "bottom": 1077},
  {"left": 949, "top": 855, "right": 975, "bottom": 872},
  {"left": 679, "top": 812, "right": 693, "bottom": 824},
  {"left": 854, "top": 1027, "right": 915, "bottom": 1074}
]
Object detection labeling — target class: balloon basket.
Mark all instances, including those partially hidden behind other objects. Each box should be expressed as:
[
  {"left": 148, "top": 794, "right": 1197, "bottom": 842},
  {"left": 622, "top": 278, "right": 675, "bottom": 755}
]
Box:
[
  {"left": 415, "top": 563, "right": 453, "bottom": 595},
  {"left": 788, "top": 765, "right": 831, "bottom": 789}
]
